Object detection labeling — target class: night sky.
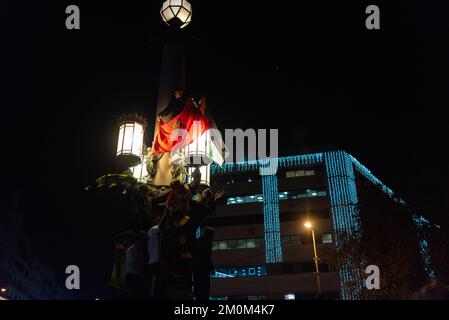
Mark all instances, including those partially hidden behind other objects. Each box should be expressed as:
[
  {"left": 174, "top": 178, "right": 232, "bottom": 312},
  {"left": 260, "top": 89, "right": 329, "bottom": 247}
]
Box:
[{"left": 4, "top": 1, "right": 449, "bottom": 298}]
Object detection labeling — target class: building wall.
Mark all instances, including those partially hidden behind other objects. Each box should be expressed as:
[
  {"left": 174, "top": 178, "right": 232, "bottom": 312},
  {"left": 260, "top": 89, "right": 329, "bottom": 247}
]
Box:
[
  {"left": 204, "top": 150, "right": 434, "bottom": 300},
  {"left": 0, "top": 205, "right": 67, "bottom": 300},
  {"left": 209, "top": 161, "right": 339, "bottom": 299}
]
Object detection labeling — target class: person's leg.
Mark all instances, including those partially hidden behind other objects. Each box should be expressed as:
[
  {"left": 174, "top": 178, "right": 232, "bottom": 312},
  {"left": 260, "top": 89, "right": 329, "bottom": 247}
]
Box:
[{"left": 148, "top": 263, "right": 160, "bottom": 298}]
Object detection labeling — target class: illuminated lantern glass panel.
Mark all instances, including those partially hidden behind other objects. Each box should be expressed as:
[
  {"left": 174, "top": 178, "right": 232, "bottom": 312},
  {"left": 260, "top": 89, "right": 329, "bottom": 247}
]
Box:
[
  {"left": 160, "top": 0, "right": 192, "bottom": 29},
  {"left": 116, "top": 121, "right": 144, "bottom": 166},
  {"left": 188, "top": 164, "right": 211, "bottom": 186},
  {"left": 130, "top": 155, "right": 149, "bottom": 183},
  {"left": 184, "top": 129, "right": 212, "bottom": 167}
]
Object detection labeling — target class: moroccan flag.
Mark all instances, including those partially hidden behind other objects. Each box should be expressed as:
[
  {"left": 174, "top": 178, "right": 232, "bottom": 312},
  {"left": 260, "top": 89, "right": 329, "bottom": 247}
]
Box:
[{"left": 151, "top": 99, "right": 212, "bottom": 155}]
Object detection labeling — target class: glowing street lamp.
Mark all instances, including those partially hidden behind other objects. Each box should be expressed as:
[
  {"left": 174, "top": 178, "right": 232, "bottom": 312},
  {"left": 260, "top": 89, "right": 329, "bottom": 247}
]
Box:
[
  {"left": 130, "top": 155, "right": 149, "bottom": 182},
  {"left": 116, "top": 114, "right": 147, "bottom": 167},
  {"left": 160, "top": 0, "right": 192, "bottom": 29},
  {"left": 304, "top": 221, "right": 322, "bottom": 297},
  {"left": 187, "top": 164, "right": 211, "bottom": 186},
  {"left": 184, "top": 129, "right": 212, "bottom": 168}
]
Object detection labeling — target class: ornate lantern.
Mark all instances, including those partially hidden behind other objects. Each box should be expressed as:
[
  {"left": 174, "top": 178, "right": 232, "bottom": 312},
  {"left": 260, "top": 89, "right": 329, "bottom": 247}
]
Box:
[
  {"left": 130, "top": 155, "right": 149, "bottom": 182},
  {"left": 160, "top": 0, "right": 192, "bottom": 29},
  {"left": 184, "top": 129, "right": 212, "bottom": 167},
  {"left": 187, "top": 164, "right": 211, "bottom": 186},
  {"left": 116, "top": 114, "right": 147, "bottom": 167}
]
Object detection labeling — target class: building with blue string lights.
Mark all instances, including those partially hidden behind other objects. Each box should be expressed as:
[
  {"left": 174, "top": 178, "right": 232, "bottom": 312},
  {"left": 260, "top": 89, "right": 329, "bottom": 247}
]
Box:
[{"left": 206, "top": 150, "right": 435, "bottom": 300}]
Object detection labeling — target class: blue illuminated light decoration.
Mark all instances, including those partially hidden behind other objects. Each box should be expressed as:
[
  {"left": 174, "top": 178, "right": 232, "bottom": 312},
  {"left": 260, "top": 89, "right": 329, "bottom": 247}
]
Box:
[
  {"left": 352, "top": 155, "right": 435, "bottom": 280},
  {"left": 210, "top": 153, "right": 323, "bottom": 175},
  {"left": 413, "top": 215, "right": 436, "bottom": 280},
  {"left": 195, "top": 227, "right": 201, "bottom": 239},
  {"left": 262, "top": 173, "right": 283, "bottom": 263},
  {"left": 324, "top": 151, "right": 363, "bottom": 300},
  {"left": 211, "top": 265, "right": 268, "bottom": 279},
  {"left": 211, "top": 154, "right": 321, "bottom": 264},
  {"left": 351, "top": 156, "right": 406, "bottom": 205},
  {"left": 210, "top": 151, "right": 436, "bottom": 295}
]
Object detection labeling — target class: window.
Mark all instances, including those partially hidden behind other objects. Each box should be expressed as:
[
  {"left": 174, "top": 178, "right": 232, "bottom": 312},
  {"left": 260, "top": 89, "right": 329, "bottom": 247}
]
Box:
[
  {"left": 227, "top": 194, "right": 263, "bottom": 205},
  {"left": 281, "top": 233, "right": 332, "bottom": 246},
  {"left": 291, "top": 235, "right": 302, "bottom": 245},
  {"left": 227, "top": 240, "right": 238, "bottom": 249},
  {"left": 300, "top": 234, "right": 312, "bottom": 244},
  {"left": 226, "top": 189, "right": 326, "bottom": 205},
  {"left": 237, "top": 240, "right": 247, "bottom": 249},
  {"left": 286, "top": 169, "right": 315, "bottom": 178},
  {"left": 210, "top": 297, "right": 229, "bottom": 300},
  {"left": 247, "top": 295, "right": 268, "bottom": 300},
  {"left": 322, "top": 233, "right": 333, "bottom": 244},
  {"left": 286, "top": 171, "right": 295, "bottom": 178},
  {"left": 246, "top": 239, "right": 256, "bottom": 248},
  {"left": 218, "top": 241, "right": 228, "bottom": 250},
  {"left": 281, "top": 236, "right": 291, "bottom": 246},
  {"left": 296, "top": 170, "right": 305, "bottom": 177},
  {"left": 212, "top": 238, "right": 264, "bottom": 251},
  {"left": 282, "top": 235, "right": 302, "bottom": 247},
  {"left": 305, "top": 170, "right": 315, "bottom": 176},
  {"left": 212, "top": 265, "right": 268, "bottom": 278},
  {"left": 284, "top": 293, "right": 296, "bottom": 300}
]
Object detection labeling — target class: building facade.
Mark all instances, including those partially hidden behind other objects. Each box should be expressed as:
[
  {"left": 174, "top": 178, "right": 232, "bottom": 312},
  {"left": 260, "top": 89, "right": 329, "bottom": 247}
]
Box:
[
  {"left": 207, "top": 150, "right": 434, "bottom": 300},
  {"left": 0, "top": 195, "right": 68, "bottom": 300}
]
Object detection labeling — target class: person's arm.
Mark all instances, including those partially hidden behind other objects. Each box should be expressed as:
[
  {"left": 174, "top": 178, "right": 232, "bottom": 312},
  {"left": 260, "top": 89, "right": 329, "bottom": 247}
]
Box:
[{"left": 158, "top": 100, "right": 174, "bottom": 117}]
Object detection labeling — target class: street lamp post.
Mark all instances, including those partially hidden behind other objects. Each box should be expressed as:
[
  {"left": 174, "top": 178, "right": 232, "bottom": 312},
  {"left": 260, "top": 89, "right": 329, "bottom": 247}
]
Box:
[
  {"left": 304, "top": 222, "right": 322, "bottom": 297},
  {"left": 116, "top": 113, "right": 147, "bottom": 168}
]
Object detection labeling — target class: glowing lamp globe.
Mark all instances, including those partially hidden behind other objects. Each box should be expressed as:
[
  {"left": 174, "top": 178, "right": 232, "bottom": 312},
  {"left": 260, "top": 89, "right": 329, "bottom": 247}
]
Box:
[
  {"left": 116, "top": 114, "right": 147, "bottom": 167},
  {"left": 184, "top": 129, "right": 212, "bottom": 168},
  {"left": 188, "top": 164, "right": 211, "bottom": 186},
  {"left": 160, "top": 0, "right": 192, "bottom": 29}
]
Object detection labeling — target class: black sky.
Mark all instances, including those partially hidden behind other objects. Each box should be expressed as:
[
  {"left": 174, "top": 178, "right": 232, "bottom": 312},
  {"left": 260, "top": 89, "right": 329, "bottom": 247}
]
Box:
[{"left": 3, "top": 0, "right": 449, "bottom": 297}]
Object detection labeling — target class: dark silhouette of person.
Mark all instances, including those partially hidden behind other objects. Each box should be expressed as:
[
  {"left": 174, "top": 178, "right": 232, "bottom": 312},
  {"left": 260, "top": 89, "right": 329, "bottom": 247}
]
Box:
[
  {"left": 158, "top": 88, "right": 187, "bottom": 121},
  {"left": 192, "top": 227, "right": 215, "bottom": 300},
  {"left": 125, "top": 231, "right": 148, "bottom": 299}
]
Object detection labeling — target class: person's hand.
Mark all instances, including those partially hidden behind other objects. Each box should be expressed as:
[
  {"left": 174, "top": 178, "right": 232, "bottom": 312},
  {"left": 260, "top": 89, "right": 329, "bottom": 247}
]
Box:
[{"left": 214, "top": 190, "right": 225, "bottom": 202}]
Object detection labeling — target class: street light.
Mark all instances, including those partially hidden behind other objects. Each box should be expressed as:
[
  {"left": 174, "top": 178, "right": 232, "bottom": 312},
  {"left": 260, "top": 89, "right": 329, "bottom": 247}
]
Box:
[
  {"left": 187, "top": 164, "right": 211, "bottom": 186},
  {"left": 129, "top": 155, "right": 149, "bottom": 182},
  {"left": 160, "top": 0, "right": 192, "bottom": 29},
  {"left": 304, "top": 221, "right": 322, "bottom": 297},
  {"left": 184, "top": 129, "right": 212, "bottom": 168},
  {"left": 116, "top": 114, "right": 147, "bottom": 167},
  {"left": 0, "top": 288, "right": 6, "bottom": 293}
]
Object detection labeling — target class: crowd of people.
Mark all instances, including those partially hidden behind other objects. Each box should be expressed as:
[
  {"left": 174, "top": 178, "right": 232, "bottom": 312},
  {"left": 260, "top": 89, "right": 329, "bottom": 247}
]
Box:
[{"left": 110, "top": 178, "right": 224, "bottom": 300}]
